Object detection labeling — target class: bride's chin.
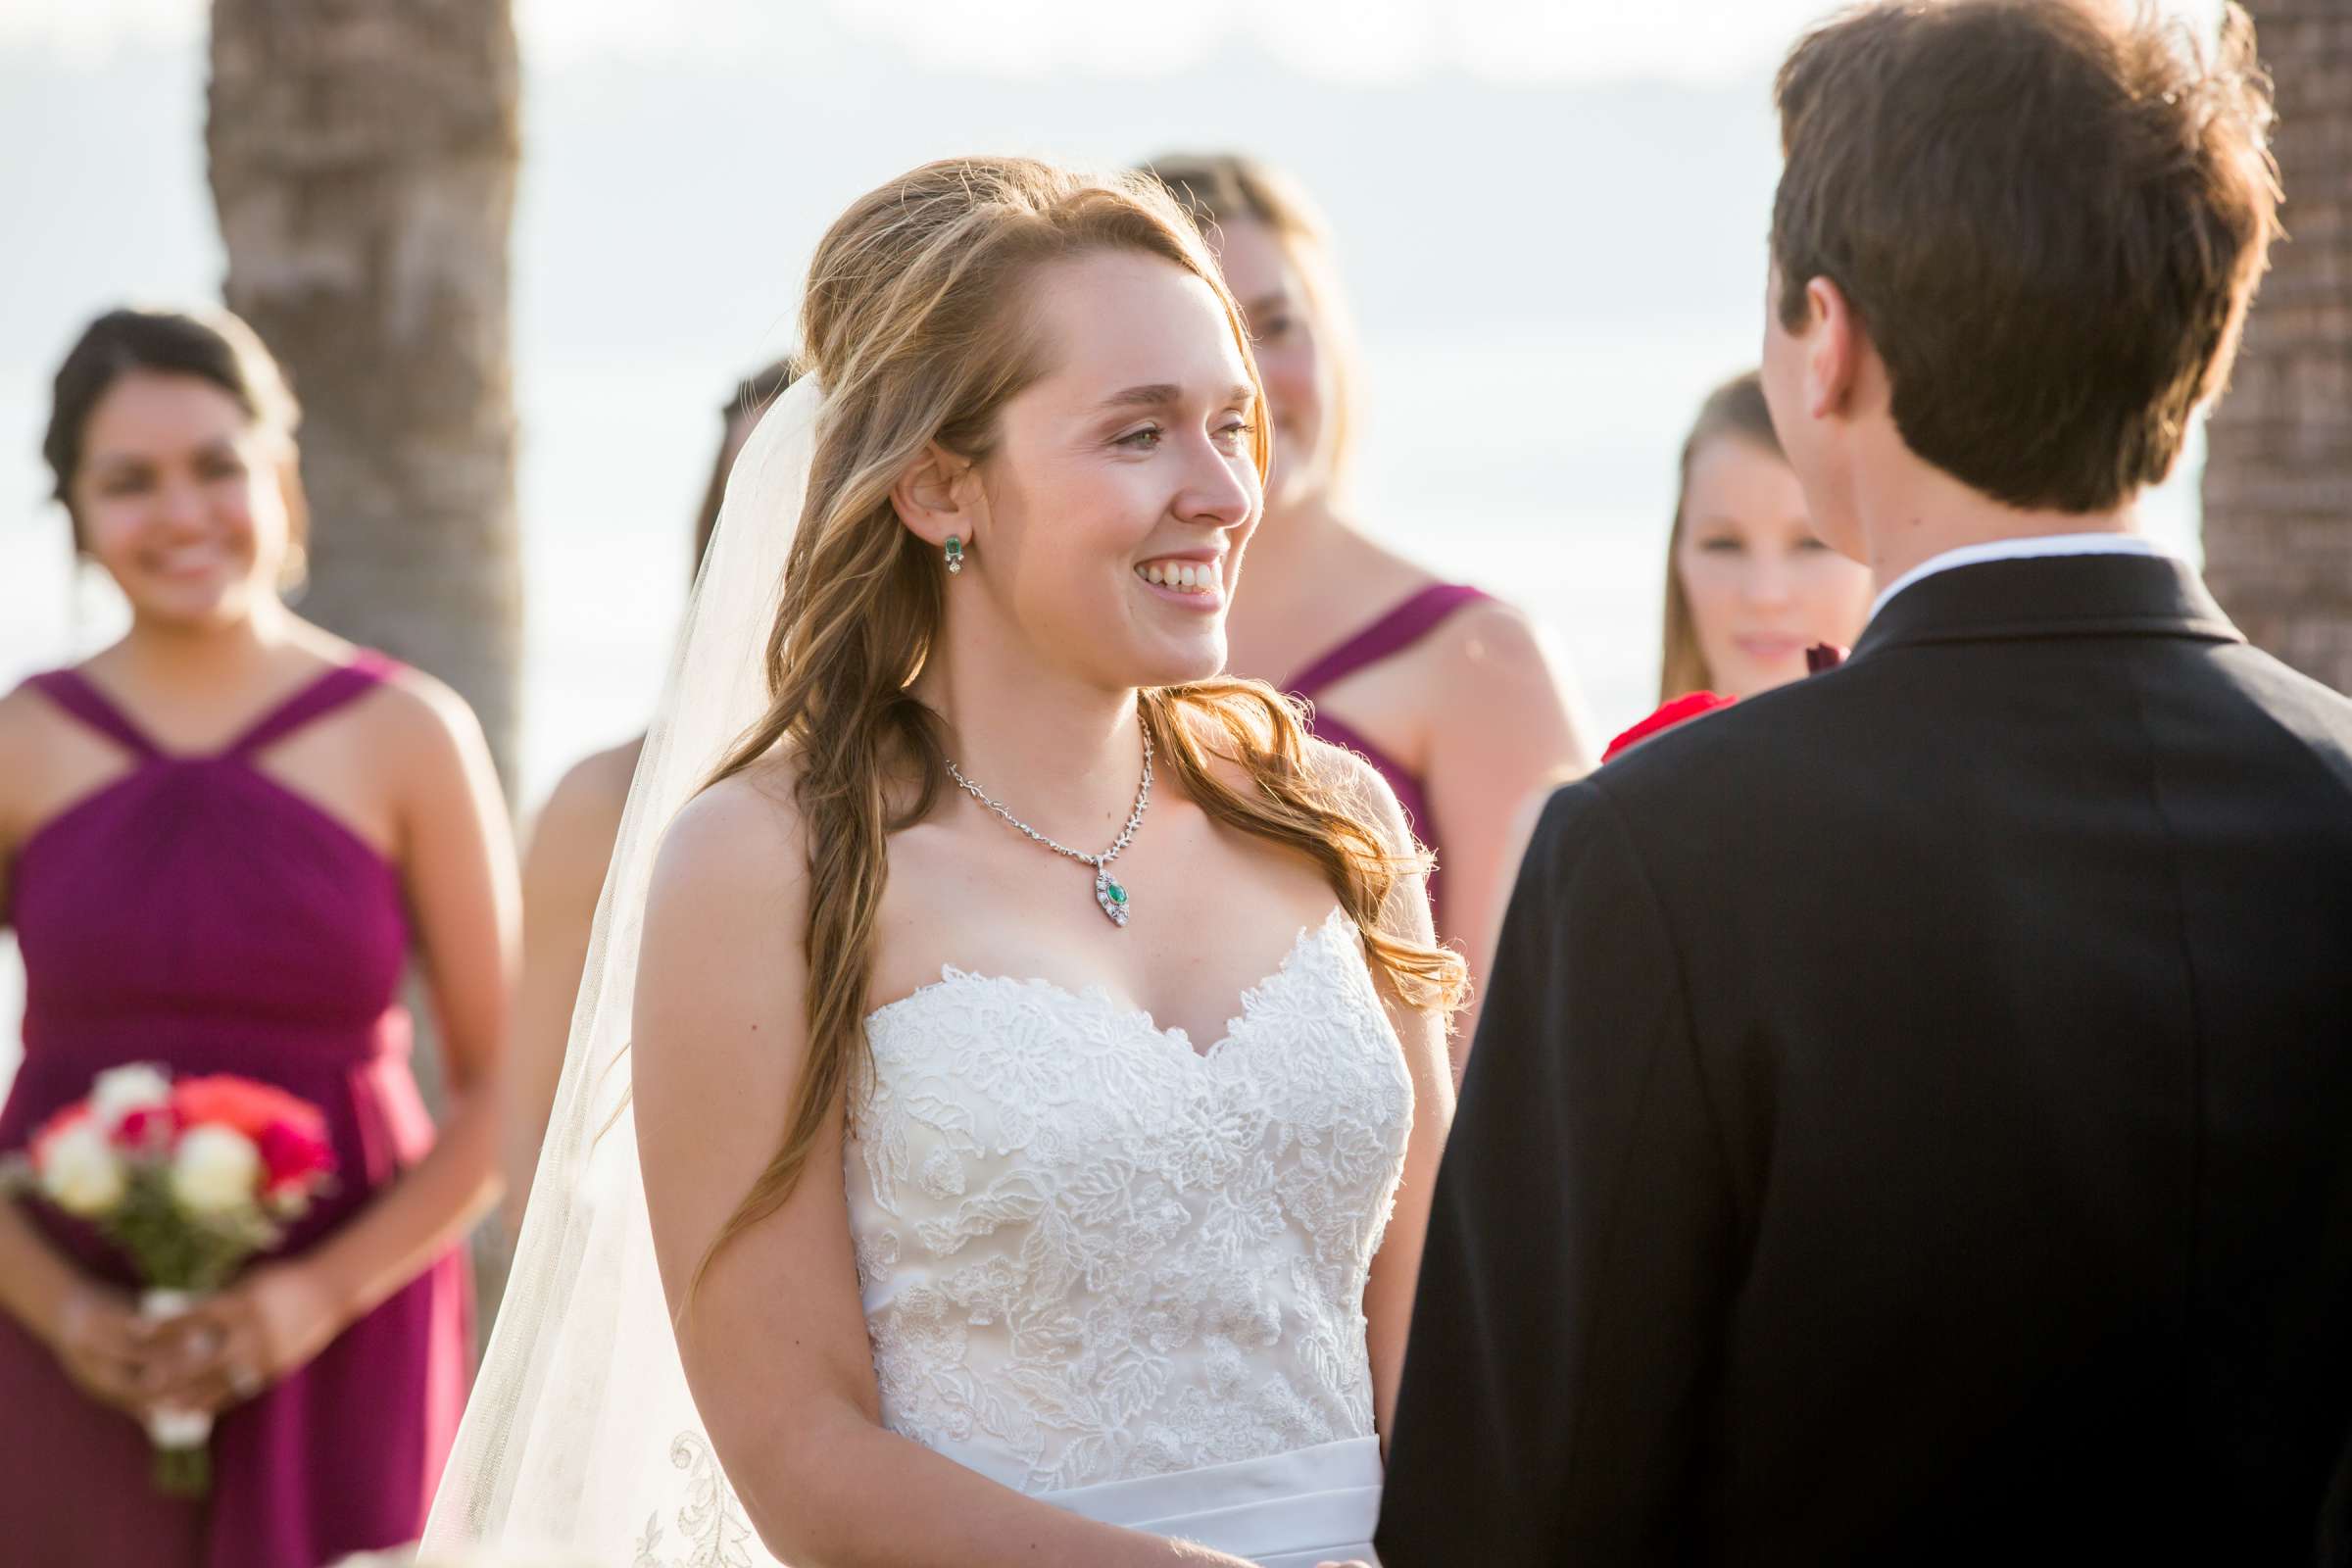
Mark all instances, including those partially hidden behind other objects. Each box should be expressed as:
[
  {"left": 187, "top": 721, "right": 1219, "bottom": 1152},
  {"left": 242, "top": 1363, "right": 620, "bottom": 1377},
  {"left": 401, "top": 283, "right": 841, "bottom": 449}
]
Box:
[{"left": 1123, "top": 632, "right": 1226, "bottom": 691}]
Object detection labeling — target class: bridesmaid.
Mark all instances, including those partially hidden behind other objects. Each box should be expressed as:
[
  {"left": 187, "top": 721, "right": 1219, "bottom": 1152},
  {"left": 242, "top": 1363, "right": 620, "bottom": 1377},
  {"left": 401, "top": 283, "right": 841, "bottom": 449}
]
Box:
[
  {"left": 500, "top": 357, "right": 791, "bottom": 1229},
  {"left": 1658, "top": 369, "right": 1873, "bottom": 701},
  {"left": 1145, "top": 153, "right": 1590, "bottom": 1065},
  {"left": 0, "top": 308, "right": 517, "bottom": 1567}
]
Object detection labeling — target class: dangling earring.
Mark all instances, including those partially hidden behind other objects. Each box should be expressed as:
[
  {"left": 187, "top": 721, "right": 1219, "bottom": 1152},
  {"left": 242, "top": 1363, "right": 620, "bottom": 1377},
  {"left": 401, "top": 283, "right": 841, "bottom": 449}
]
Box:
[
  {"left": 944, "top": 535, "right": 964, "bottom": 575},
  {"left": 278, "top": 538, "right": 313, "bottom": 600}
]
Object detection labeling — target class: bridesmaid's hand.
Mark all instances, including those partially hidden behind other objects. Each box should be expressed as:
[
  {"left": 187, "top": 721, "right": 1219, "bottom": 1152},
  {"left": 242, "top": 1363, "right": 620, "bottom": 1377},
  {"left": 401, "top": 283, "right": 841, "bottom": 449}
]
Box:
[
  {"left": 43, "top": 1280, "right": 172, "bottom": 1416},
  {"left": 172, "top": 1261, "right": 351, "bottom": 1412}
]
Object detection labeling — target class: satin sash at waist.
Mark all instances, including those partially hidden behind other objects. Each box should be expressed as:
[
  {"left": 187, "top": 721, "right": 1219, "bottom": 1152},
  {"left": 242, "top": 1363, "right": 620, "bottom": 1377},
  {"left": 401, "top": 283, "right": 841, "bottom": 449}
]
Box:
[
  {"left": 1034, "top": 1437, "right": 1382, "bottom": 1568},
  {"left": 16, "top": 1004, "right": 414, "bottom": 1074}
]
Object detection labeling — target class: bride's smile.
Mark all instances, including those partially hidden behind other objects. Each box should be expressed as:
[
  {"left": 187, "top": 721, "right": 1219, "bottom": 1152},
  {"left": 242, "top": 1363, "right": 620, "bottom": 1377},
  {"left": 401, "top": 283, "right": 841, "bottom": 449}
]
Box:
[{"left": 1132, "top": 549, "right": 1229, "bottom": 607}]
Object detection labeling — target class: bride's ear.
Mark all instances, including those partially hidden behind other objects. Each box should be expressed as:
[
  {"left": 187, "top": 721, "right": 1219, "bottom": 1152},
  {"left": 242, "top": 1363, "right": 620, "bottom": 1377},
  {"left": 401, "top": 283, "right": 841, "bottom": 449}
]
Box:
[{"left": 891, "top": 441, "right": 978, "bottom": 550}]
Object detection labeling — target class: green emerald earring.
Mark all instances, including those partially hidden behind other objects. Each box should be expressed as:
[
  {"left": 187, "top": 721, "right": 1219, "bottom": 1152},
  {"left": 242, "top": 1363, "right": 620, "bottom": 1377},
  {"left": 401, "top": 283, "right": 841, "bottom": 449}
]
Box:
[{"left": 944, "top": 535, "right": 964, "bottom": 575}]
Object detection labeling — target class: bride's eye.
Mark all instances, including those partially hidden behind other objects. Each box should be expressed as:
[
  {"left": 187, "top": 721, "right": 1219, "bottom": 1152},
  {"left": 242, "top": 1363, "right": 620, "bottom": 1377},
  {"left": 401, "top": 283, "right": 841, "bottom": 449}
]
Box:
[
  {"left": 1116, "top": 425, "right": 1165, "bottom": 451},
  {"left": 1214, "top": 419, "right": 1257, "bottom": 448}
]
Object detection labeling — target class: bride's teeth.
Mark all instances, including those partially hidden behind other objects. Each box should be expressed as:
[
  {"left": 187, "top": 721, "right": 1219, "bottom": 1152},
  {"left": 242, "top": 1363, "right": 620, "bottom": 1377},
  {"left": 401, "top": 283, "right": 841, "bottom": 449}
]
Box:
[{"left": 1137, "top": 560, "right": 1220, "bottom": 592}]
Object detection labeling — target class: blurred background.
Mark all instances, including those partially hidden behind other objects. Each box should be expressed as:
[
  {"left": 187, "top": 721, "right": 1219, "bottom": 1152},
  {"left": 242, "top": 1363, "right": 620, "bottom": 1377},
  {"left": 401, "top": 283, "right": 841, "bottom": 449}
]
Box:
[{"left": 4, "top": 0, "right": 2325, "bottom": 1097}]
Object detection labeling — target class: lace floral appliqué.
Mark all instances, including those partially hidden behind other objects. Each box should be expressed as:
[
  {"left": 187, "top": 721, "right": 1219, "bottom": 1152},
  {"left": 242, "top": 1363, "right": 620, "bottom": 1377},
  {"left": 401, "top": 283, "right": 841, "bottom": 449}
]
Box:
[
  {"left": 845, "top": 909, "right": 1412, "bottom": 1494},
  {"left": 631, "top": 1431, "right": 758, "bottom": 1568}
]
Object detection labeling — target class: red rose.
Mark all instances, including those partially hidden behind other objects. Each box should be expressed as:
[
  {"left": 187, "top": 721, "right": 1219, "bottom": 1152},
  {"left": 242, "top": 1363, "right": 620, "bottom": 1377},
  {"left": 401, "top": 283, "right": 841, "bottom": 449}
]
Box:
[
  {"left": 111, "top": 1104, "right": 180, "bottom": 1152},
  {"left": 172, "top": 1075, "right": 328, "bottom": 1145},
  {"left": 1603, "top": 691, "right": 1737, "bottom": 764},
  {"left": 256, "top": 1118, "right": 336, "bottom": 1197}
]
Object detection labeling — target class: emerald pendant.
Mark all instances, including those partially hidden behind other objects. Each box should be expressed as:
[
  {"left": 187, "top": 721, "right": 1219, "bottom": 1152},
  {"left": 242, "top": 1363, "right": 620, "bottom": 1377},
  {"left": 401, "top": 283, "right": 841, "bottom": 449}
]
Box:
[{"left": 1095, "top": 869, "right": 1131, "bottom": 927}]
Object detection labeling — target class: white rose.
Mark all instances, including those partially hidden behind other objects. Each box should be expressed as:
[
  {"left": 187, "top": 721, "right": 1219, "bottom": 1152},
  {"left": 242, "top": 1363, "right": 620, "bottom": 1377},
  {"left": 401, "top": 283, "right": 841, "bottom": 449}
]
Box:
[
  {"left": 38, "top": 1120, "right": 127, "bottom": 1216},
  {"left": 170, "top": 1125, "right": 262, "bottom": 1216},
  {"left": 89, "top": 1063, "right": 173, "bottom": 1133}
]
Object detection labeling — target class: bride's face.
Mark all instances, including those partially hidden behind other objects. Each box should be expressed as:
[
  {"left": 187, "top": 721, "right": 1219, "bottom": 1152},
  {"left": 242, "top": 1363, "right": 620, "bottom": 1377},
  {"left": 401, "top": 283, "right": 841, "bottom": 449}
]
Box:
[{"left": 970, "top": 249, "right": 1263, "bottom": 689}]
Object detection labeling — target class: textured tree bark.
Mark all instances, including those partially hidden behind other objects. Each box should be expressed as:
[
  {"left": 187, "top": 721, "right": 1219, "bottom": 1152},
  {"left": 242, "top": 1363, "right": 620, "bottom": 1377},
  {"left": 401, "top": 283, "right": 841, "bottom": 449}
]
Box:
[
  {"left": 208, "top": 0, "right": 523, "bottom": 1328},
  {"left": 206, "top": 0, "right": 524, "bottom": 783},
  {"left": 2203, "top": 4, "right": 2352, "bottom": 697}
]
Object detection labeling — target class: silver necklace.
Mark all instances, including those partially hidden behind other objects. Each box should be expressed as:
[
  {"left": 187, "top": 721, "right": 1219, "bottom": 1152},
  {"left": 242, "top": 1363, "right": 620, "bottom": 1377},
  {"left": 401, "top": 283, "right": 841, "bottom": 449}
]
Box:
[{"left": 945, "top": 718, "right": 1152, "bottom": 928}]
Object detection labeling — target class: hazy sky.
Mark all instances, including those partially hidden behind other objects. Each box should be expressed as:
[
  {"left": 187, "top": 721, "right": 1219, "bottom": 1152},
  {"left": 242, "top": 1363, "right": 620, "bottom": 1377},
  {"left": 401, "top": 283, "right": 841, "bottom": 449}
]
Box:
[
  {"left": 6, "top": 0, "right": 2230, "bottom": 82},
  {"left": 0, "top": 0, "right": 2235, "bottom": 1061}
]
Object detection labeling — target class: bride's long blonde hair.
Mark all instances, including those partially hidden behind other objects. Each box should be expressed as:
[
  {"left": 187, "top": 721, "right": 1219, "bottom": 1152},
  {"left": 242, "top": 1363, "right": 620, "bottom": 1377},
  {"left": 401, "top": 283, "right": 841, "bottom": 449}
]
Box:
[{"left": 691, "top": 157, "right": 1464, "bottom": 1293}]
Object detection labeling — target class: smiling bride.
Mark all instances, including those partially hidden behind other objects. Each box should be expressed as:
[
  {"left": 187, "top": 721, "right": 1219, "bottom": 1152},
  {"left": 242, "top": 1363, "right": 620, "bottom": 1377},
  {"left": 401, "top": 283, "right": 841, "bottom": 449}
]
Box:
[{"left": 422, "top": 157, "right": 1460, "bottom": 1568}]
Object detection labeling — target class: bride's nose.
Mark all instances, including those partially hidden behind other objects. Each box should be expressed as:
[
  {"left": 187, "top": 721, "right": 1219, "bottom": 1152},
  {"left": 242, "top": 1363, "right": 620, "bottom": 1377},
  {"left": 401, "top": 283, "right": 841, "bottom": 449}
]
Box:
[{"left": 1173, "top": 439, "right": 1259, "bottom": 533}]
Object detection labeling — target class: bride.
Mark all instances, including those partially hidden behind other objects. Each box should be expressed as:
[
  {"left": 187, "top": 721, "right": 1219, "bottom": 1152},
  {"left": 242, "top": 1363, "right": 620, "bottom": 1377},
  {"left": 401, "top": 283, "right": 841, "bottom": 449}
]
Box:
[{"left": 423, "top": 157, "right": 1460, "bottom": 1568}]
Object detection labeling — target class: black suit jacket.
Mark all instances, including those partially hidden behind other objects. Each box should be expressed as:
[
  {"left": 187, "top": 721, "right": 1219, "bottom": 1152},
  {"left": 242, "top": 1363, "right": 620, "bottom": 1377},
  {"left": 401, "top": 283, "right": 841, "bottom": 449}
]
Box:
[{"left": 1377, "top": 555, "right": 2352, "bottom": 1565}]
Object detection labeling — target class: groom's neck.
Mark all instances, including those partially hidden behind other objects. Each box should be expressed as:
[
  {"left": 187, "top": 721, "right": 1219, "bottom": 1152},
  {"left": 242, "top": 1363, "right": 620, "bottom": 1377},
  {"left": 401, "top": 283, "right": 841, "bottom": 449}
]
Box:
[{"left": 1850, "top": 442, "right": 2143, "bottom": 589}]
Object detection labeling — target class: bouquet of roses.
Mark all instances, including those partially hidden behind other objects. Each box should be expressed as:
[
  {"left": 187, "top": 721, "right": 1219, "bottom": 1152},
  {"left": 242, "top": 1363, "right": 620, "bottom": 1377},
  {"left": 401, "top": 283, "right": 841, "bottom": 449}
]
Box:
[{"left": 1, "top": 1062, "right": 336, "bottom": 1496}]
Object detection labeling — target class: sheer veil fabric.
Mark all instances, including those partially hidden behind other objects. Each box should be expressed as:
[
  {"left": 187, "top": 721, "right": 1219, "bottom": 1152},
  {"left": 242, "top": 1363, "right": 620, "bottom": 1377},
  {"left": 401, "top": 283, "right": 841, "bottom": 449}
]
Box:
[{"left": 419, "top": 378, "right": 826, "bottom": 1564}]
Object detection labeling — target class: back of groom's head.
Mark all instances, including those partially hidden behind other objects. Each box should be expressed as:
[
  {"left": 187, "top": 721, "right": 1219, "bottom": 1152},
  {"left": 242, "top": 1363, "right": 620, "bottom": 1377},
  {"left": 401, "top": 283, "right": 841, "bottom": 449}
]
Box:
[{"left": 1771, "top": 0, "right": 2279, "bottom": 515}]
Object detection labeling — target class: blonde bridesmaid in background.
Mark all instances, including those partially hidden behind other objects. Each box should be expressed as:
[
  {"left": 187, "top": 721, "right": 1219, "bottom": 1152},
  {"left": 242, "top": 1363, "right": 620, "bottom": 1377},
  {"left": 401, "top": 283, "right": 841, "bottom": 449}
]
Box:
[
  {"left": 1658, "top": 369, "right": 1872, "bottom": 702},
  {"left": 1146, "top": 153, "right": 1591, "bottom": 1070}
]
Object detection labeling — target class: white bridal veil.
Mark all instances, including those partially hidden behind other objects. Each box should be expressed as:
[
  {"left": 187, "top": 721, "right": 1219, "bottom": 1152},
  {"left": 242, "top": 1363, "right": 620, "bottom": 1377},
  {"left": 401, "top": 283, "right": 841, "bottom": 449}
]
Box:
[{"left": 419, "top": 377, "right": 828, "bottom": 1566}]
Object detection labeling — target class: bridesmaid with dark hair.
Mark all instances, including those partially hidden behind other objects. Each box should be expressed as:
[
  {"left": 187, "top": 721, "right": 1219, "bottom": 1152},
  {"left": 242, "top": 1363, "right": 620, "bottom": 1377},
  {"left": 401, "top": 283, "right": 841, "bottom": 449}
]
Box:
[
  {"left": 0, "top": 307, "right": 517, "bottom": 1566},
  {"left": 1144, "top": 154, "right": 1591, "bottom": 1066},
  {"left": 498, "top": 356, "right": 792, "bottom": 1229}
]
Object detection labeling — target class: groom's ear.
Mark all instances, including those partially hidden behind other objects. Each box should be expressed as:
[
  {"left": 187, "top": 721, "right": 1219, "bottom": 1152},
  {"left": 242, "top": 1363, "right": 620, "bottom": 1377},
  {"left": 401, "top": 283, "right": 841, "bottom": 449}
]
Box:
[
  {"left": 891, "top": 441, "right": 979, "bottom": 549},
  {"left": 1800, "top": 276, "right": 1868, "bottom": 422}
]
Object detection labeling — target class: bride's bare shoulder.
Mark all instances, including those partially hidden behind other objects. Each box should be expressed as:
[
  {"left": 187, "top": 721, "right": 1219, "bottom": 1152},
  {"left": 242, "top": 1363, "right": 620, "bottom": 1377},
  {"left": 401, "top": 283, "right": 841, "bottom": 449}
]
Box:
[
  {"left": 635, "top": 755, "right": 815, "bottom": 1105},
  {"left": 647, "top": 752, "right": 809, "bottom": 931}
]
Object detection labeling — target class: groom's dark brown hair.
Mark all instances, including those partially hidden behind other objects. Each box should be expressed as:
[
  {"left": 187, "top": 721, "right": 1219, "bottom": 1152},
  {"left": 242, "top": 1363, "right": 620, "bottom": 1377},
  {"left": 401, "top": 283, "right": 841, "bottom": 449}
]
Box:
[{"left": 1771, "top": 0, "right": 2280, "bottom": 514}]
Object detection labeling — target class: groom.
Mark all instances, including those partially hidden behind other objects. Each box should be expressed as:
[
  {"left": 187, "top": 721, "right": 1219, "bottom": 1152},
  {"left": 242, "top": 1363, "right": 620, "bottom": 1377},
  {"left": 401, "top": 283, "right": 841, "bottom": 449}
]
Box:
[{"left": 1378, "top": 2, "right": 2352, "bottom": 1563}]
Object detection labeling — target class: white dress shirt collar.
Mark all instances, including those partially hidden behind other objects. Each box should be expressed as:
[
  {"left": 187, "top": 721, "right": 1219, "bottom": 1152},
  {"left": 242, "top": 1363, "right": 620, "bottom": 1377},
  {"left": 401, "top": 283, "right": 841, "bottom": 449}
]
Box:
[{"left": 1868, "top": 533, "right": 2173, "bottom": 625}]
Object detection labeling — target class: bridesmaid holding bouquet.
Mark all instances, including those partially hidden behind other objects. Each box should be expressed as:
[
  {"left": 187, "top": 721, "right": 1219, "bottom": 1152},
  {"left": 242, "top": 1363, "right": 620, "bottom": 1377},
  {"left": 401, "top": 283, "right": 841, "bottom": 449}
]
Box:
[{"left": 0, "top": 308, "right": 517, "bottom": 1567}]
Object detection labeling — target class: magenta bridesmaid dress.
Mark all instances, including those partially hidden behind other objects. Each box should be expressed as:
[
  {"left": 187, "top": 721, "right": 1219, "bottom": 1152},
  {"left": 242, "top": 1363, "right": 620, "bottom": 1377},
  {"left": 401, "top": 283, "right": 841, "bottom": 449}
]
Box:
[
  {"left": 1281, "top": 581, "right": 1494, "bottom": 933},
  {"left": 0, "top": 654, "right": 470, "bottom": 1568}
]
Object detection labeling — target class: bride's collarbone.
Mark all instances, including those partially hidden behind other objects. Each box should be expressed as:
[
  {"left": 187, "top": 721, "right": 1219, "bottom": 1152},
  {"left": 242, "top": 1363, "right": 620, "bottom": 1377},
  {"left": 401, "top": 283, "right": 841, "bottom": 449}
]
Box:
[{"left": 868, "top": 817, "right": 1341, "bottom": 1049}]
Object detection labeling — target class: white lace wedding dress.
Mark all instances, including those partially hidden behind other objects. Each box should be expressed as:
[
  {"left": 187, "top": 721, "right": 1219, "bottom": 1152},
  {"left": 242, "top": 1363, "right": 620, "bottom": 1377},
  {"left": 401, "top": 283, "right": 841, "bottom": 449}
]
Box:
[
  {"left": 845, "top": 906, "right": 1409, "bottom": 1566},
  {"left": 420, "top": 387, "right": 1410, "bottom": 1567}
]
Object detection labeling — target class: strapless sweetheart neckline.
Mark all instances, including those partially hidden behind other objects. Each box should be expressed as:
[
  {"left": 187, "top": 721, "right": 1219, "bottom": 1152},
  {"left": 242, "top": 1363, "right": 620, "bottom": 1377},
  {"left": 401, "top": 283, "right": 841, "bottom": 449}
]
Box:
[{"left": 862, "top": 905, "right": 1354, "bottom": 1062}]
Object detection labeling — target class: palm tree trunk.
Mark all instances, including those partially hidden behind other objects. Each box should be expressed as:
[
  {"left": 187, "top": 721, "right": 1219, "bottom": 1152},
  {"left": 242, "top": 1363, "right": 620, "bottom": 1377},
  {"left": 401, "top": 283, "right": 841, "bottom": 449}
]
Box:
[
  {"left": 2202, "top": 3, "right": 2352, "bottom": 697},
  {"left": 207, "top": 0, "right": 523, "bottom": 1330},
  {"left": 205, "top": 0, "right": 524, "bottom": 783}
]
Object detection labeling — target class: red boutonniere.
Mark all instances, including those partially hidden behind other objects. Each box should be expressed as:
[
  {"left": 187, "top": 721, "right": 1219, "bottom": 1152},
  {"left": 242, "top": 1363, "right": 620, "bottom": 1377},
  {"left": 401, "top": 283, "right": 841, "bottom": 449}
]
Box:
[{"left": 1603, "top": 690, "right": 1737, "bottom": 764}]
